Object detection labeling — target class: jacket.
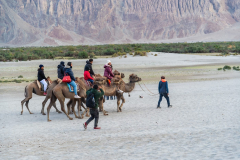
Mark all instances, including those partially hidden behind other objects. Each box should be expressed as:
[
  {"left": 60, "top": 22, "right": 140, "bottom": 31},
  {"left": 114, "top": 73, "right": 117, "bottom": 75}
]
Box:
[
  {"left": 158, "top": 79, "right": 169, "bottom": 94},
  {"left": 104, "top": 64, "right": 114, "bottom": 79},
  {"left": 86, "top": 88, "right": 104, "bottom": 109},
  {"left": 64, "top": 66, "right": 76, "bottom": 81},
  {"left": 84, "top": 61, "right": 95, "bottom": 76},
  {"left": 57, "top": 65, "right": 65, "bottom": 79},
  {"left": 84, "top": 71, "right": 94, "bottom": 80},
  {"left": 38, "top": 69, "right": 47, "bottom": 81}
]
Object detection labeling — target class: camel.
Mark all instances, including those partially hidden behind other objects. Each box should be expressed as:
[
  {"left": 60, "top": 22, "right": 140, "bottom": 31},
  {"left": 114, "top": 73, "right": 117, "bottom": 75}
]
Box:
[
  {"left": 20, "top": 77, "right": 62, "bottom": 115},
  {"left": 100, "top": 74, "right": 142, "bottom": 112},
  {"left": 47, "top": 77, "right": 88, "bottom": 121},
  {"left": 41, "top": 79, "right": 63, "bottom": 115}
]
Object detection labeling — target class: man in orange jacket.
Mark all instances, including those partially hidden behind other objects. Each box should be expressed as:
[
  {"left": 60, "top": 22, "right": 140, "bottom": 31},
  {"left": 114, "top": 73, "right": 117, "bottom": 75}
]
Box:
[{"left": 157, "top": 76, "right": 172, "bottom": 109}]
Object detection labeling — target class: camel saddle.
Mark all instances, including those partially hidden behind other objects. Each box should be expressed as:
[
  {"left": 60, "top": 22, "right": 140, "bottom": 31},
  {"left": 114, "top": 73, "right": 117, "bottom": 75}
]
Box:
[
  {"left": 37, "top": 80, "right": 46, "bottom": 91},
  {"left": 37, "top": 80, "right": 52, "bottom": 91},
  {"left": 94, "top": 70, "right": 124, "bottom": 86}
]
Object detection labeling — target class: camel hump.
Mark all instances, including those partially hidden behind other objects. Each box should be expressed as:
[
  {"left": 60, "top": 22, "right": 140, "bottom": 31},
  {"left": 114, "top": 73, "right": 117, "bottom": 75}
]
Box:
[
  {"left": 113, "top": 70, "right": 120, "bottom": 75},
  {"left": 95, "top": 74, "right": 102, "bottom": 77}
]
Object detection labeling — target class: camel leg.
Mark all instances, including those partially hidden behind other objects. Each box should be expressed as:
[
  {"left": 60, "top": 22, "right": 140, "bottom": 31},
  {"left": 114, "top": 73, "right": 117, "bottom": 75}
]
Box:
[
  {"left": 78, "top": 101, "right": 85, "bottom": 119},
  {"left": 41, "top": 96, "right": 49, "bottom": 115},
  {"left": 53, "top": 103, "right": 62, "bottom": 113},
  {"left": 119, "top": 96, "right": 125, "bottom": 112},
  {"left": 116, "top": 94, "right": 122, "bottom": 112},
  {"left": 21, "top": 98, "right": 27, "bottom": 115},
  {"left": 86, "top": 107, "right": 90, "bottom": 117},
  {"left": 25, "top": 100, "right": 33, "bottom": 114},
  {"left": 58, "top": 98, "right": 73, "bottom": 120},
  {"left": 71, "top": 100, "right": 79, "bottom": 118},
  {"left": 99, "top": 98, "right": 108, "bottom": 116},
  {"left": 47, "top": 95, "right": 57, "bottom": 122},
  {"left": 67, "top": 99, "right": 72, "bottom": 115},
  {"left": 78, "top": 102, "right": 82, "bottom": 119},
  {"left": 21, "top": 97, "right": 31, "bottom": 115}
]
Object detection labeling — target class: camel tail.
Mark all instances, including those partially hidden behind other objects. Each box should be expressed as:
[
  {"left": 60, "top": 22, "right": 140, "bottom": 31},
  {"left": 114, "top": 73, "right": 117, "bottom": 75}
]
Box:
[{"left": 24, "top": 86, "right": 27, "bottom": 97}]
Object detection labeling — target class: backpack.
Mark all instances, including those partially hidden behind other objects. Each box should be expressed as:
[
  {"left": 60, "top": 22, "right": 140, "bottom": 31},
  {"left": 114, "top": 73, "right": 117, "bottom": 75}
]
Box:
[{"left": 86, "top": 92, "right": 95, "bottom": 108}]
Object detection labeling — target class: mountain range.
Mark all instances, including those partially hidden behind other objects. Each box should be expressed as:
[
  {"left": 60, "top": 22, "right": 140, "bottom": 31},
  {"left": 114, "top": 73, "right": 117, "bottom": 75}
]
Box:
[{"left": 0, "top": 0, "right": 240, "bottom": 46}]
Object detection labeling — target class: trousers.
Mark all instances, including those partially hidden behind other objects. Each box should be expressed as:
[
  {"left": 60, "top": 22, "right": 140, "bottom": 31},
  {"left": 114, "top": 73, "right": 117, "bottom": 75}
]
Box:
[
  {"left": 40, "top": 79, "right": 47, "bottom": 92},
  {"left": 86, "top": 108, "right": 99, "bottom": 127},
  {"left": 68, "top": 81, "right": 78, "bottom": 95},
  {"left": 158, "top": 93, "right": 170, "bottom": 107}
]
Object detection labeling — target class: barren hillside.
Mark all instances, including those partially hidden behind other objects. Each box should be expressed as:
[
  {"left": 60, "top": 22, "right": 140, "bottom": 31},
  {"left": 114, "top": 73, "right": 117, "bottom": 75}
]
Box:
[{"left": 0, "top": 0, "right": 240, "bottom": 46}]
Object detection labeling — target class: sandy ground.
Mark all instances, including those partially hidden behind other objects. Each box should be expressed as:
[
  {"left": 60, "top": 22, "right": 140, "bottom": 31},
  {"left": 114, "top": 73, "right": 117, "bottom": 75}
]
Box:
[{"left": 0, "top": 53, "right": 240, "bottom": 159}]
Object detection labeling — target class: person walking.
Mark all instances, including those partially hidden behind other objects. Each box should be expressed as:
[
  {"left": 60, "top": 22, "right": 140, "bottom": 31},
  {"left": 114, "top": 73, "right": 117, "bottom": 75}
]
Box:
[
  {"left": 64, "top": 62, "right": 80, "bottom": 99},
  {"left": 38, "top": 64, "right": 48, "bottom": 95},
  {"left": 84, "top": 59, "right": 95, "bottom": 77},
  {"left": 57, "top": 61, "right": 65, "bottom": 79},
  {"left": 83, "top": 85, "right": 104, "bottom": 130},
  {"left": 157, "top": 76, "right": 172, "bottom": 108}
]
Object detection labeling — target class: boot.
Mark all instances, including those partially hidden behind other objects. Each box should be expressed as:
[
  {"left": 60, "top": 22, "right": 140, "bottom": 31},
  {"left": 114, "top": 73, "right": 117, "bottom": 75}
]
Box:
[
  {"left": 168, "top": 105, "right": 172, "bottom": 108},
  {"left": 94, "top": 126, "right": 101, "bottom": 129},
  {"left": 157, "top": 106, "right": 161, "bottom": 109},
  {"left": 83, "top": 122, "right": 87, "bottom": 130}
]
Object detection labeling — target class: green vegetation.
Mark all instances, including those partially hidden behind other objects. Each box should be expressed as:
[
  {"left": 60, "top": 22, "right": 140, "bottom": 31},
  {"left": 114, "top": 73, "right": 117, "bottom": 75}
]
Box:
[
  {"left": 233, "top": 66, "right": 240, "bottom": 71},
  {"left": 18, "top": 75, "right": 23, "bottom": 78},
  {"left": 0, "top": 79, "right": 28, "bottom": 83},
  {"left": 1, "top": 42, "right": 240, "bottom": 61},
  {"left": 217, "top": 65, "right": 240, "bottom": 71},
  {"left": 223, "top": 65, "right": 231, "bottom": 71}
]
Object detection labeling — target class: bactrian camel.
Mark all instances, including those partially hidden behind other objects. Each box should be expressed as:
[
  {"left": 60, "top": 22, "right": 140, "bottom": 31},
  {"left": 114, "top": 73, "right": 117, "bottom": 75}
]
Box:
[
  {"left": 47, "top": 77, "right": 87, "bottom": 121},
  {"left": 21, "top": 78, "right": 62, "bottom": 115},
  {"left": 101, "top": 74, "right": 142, "bottom": 112}
]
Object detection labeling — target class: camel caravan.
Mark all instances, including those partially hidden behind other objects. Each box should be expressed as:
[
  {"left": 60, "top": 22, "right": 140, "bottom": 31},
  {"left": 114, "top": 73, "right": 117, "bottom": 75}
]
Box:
[{"left": 21, "top": 59, "right": 142, "bottom": 123}]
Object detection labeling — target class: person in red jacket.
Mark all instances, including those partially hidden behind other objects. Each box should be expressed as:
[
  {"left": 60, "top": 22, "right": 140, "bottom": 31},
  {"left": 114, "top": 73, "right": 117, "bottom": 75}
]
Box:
[{"left": 84, "top": 69, "right": 94, "bottom": 85}]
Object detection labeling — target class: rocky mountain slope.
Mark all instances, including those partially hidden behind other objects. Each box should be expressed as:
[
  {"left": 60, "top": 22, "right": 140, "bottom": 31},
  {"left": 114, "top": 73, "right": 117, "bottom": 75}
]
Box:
[{"left": 0, "top": 0, "right": 240, "bottom": 46}]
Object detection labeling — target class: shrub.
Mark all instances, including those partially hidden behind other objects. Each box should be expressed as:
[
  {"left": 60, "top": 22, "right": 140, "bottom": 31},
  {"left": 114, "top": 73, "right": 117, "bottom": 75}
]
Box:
[
  {"left": 67, "top": 46, "right": 75, "bottom": 51},
  {"left": 154, "top": 54, "right": 158, "bottom": 56},
  {"left": 78, "top": 51, "right": 88, "bottom": 59},
  {"left": 103, "top": 48, "right": 115, "bottom": 55},
  {"left": 217, "top": 68, "right": 223, "bottom": 70},
  {"left": 13, "top": 79, "right": 22, "bottom": 83},
  {"left": 89, "top": 52, "right": 95, "bottom": 58},
  {"left": 112, "top": 53, "right": 118, "bottom": 57},
  {"left": 233, "top": 66, "right": 240, "bottom": 71},
  {"left": 65, "top": 51, "right": 74, "bottom": 56},
  {"left": 124, "top": 55, "right": 127, "bottom": 58},
  {"left": 18, "top": 75, "right": 23, "bottom": 78},
  {"left": 223, "top": 65, "right": 231, "bottom": 70}
]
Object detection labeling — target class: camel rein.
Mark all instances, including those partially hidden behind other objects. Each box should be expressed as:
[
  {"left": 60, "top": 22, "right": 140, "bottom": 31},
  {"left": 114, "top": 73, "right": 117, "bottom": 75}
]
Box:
[{"left": 138, "top": 82, "right": 159, "bottom": 96}]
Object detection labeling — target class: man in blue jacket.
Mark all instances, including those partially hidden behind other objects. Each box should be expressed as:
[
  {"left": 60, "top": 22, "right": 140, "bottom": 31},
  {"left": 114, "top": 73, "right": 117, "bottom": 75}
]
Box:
[
  {"left": 157, "top": 76, "right": 172, "bottom": 108},
  {"left": 64, "top": 62, "right": 80, "bottom": 99}
]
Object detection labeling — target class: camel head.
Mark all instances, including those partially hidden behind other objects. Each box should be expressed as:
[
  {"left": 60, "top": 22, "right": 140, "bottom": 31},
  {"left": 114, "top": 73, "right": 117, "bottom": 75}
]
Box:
[
  {"left": 129, "top": 74, "right": 142, "bottom": 82},
  {"left": 47, "top": 76, "right": 52, "bottom": 84},
  {"left": 75, "top": 77, "right": 82, "bottom": 83}
]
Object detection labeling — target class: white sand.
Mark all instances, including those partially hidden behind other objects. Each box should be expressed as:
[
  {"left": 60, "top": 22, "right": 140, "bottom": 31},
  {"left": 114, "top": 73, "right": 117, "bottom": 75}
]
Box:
[{"left": 0, "top": 53, "right": 240, "bottom": 159}]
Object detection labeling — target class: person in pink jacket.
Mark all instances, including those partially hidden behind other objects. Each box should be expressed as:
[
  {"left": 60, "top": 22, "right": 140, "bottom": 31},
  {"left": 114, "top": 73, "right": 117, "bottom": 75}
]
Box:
[{"left": 104, "top": 60, "right": 114, "bottom": 85}]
